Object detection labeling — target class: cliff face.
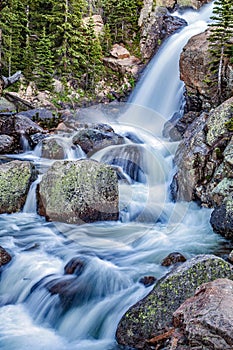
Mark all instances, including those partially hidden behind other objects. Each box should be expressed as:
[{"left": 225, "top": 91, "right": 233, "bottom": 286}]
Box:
[{"left": 180, "top": 30, "right": 233, "bottom": 111}]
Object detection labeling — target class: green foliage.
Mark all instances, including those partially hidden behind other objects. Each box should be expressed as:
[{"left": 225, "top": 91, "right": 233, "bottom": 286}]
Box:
[
  {"left": 0, "top": 0, "right": 142, "bottom": 98},
  {"left": 207, "top": 0, "right": 233, "bottom": 102}
]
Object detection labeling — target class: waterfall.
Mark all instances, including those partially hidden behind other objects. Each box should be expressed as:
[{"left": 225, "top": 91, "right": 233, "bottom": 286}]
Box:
[{"left": 0, "top": 3, "right": 226, "bottom": 350}]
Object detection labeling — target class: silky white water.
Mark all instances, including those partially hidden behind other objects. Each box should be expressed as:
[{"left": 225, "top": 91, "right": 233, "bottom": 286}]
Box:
[{"left": 0, "top": 3, "right": 226, "bottom": 350}]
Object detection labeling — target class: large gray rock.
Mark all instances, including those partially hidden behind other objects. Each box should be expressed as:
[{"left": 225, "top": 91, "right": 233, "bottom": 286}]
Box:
[
  {"left": 72, "top": 128, "right": 124, "bottom": 155},
  {"left": 116, "top": 255, "right": 233, "bottom": 349},
  {"left": 41, "top": 138, "right": 65, "bottom": 159},
  {"left": 173, "top": 97, "right": 233, "bottom": 204},
  {"left": 0, "top": 160, "right": 36, "bottom": 214},
  {"left": 173, "top": 278, "right": 233, "bottom": 349},
  {"left": 180, "top": 30, "right": 233, "bottom": 111},
  {"left": 38, "top": 159, "right": 119, "bottom": 224}
]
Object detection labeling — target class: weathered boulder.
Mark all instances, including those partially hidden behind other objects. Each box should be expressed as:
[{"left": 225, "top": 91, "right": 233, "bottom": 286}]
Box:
[
  {"left": 173, "top": 97, "right": 233, "bottom": 203},
  {"left": 0, "top": 246, "right": 12, "bottom": 267},
  {"left": 38, "top": 159, "right": 119, "bottom": 224},
  {"left": 0, "top": 135, "right": 16, "bottom": 154},
  {"left": 172, "top": 278, "right": 233, "bottom": 349},
  {"left": 116, "top": 255, "right": 233, "bottom": 349},
  {"left": 41, "top": 138, "right": 65, "bottom": 159},
  {"left": 110, "top": 44, "right": 130, "bottom": 59},
  {"left": 72, "top": 128, "right": 124, "bottom": 155},
  {"left": 103, "top": 55, "right": 142, "bottom": 77},
  {"left": 14, "top": 114, "right": 44, "bottom": 135},
  {"left": 0, "top": 160, "right": 36, "bottom": 214},
  {"left": 180, "top": 30, "right": 233, "bottom": 111}
]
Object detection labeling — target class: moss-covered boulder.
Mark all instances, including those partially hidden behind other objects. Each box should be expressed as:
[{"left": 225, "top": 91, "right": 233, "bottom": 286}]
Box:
[
  {"left": 116, "top": 255, "right": 233, "bottom": 349},
  {"left": 0, "top": 160, "right": 36, "bottom": 214},
  {"left": 38, "top": 159, "right": 119, "bottom": 224}
]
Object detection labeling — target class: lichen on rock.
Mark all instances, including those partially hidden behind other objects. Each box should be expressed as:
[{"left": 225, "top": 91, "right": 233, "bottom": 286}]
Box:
[
  {"left": 38, "top": 159, "right": 119, "bottom": 224},
  {"left": 116, "top": 255, "right": 233, "bottom": 349},
  {"left": 0, "top": 160, "right": 36, "bottom": 214}
]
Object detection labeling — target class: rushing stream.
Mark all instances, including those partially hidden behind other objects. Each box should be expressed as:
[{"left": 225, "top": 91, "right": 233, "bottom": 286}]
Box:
[{"left": 0, "top": 3, "right": 227, "bottom": 350}]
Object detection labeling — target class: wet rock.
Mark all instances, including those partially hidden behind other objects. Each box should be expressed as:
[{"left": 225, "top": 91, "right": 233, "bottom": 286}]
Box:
[
  {"left": 72, "top": 128, "right": 124, "bottom": 155},
  {"left": 0, "top": 115, "right": 15, "bottom": 135},
  {"left": 161, "top": 252, "right": 186, "bottom": 266},
  {"left": 163, "top": 111, "right": 199, "bottom": 141},
  {"left": 0, "top": 160, "right": 36, "bottom": 214},
  {"left": 139, "top": 276, "right": 157, "bottom": 287},
  {"left": 64, "top": 257, "right": 86, "bottom": 276},
  {"left": 0, "top": 135, "right": 16, "bottom": 154},
  {"left": 173, "top": 278, "right": 233, "bottom": 349},
  {"left": 116, "top": 255, "right": 233, "bottom": 349},
  {"left": 41, "top": 138, "right": 65, "bottom": 159},
  {"left": 38, "top": 159, "right": 119, "bottom": 224},
  {"left": 0, "top": 246, "right": 12, "bottom": 267}
]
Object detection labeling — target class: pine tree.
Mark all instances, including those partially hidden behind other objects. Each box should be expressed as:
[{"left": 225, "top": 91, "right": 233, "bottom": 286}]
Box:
[
  {"left": 33, "top": 27, "right": 54, "bottom": 91},
  {"left": 208, "top": 0, "right": 233, "bottom": 101},
  {"left": 83, "top": 17, "right": 104, "bottom": 90},
  {"left": 0, "top": 0, "right": 27, "bottom": 76}
]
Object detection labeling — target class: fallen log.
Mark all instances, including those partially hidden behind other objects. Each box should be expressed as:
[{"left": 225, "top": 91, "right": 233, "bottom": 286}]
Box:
[{"left": 0, "top": 71, "right": 22, "bottom": 95}]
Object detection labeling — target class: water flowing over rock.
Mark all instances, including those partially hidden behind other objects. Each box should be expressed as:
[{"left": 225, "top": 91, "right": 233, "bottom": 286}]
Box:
[
  {"left": 0, "top": 160, "right": 36, "bottom": 214},
  {"left": 38, "top": 159, "right": 119, "bottom": 224},
  {"left": 72, "top": 128, "right": 124, "bottom": 156},
  {"left": 41, "top": 138, "right": 65, "bottom": 159},
  {"left": 172, "top": 278, "right": 233, "bottom": 349},
  {"left": 116, "top": 255, "right": 233, "bottom": 349}
]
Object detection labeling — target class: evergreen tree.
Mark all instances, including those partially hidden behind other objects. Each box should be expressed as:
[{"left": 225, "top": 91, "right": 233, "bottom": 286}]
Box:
[
  {"left": 0, "top": 0, "right": 27, "bottom": 76},
  {"left": 82, "top": 17, "right": 104, "bottom": 90},
  {"left": 208, "top": 0, "right": 233, "bottom": 101},
  {"left": 33, "top": 27, "right": 54, "bottom": 91}
]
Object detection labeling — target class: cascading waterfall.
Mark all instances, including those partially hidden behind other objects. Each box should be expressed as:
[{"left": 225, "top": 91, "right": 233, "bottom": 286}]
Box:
[{"left": 0, "top": 3, "right": 226, "bottom": 350}]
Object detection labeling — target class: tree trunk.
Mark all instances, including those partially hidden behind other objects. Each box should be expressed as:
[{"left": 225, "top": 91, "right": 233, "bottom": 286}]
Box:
[{"left": 0, "top": 71, "right": 22, "bottom": 95}]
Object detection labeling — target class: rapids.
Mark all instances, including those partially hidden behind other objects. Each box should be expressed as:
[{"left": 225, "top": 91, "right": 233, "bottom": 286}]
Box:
[{"left": 0, "top": 3, "right": 227, "bottom": 350}]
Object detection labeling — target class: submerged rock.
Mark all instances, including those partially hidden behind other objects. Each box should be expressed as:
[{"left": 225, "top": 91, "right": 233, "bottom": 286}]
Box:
[
  {"left": 0, "top": 246, "right": 12, "bottom": 267},
  {"left": 0, "top": 160, "right": 36, "bottom": 214},
  {"left": 38, "top": 159, "right": 119, "bottom": 224},
  {"left": 161, "top": 252, "right": 186, "bottom": 266},
  {"left": 116, "top": 255, "right": 233, "bottom": 349},
  {"left": 173, "top": 278, "right": 233, "bottom": 349}
]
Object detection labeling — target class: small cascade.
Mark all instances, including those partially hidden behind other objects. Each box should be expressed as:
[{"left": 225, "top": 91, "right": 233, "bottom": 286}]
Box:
[
  {"left": 23, "top": 175, "right": 42, "bottom": 214},
  {"left": 125, "top": 2, "right": 214, "bottom": 121},
  {"left": 20, "top": 134, "right": 31, "bottom": 152}
]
